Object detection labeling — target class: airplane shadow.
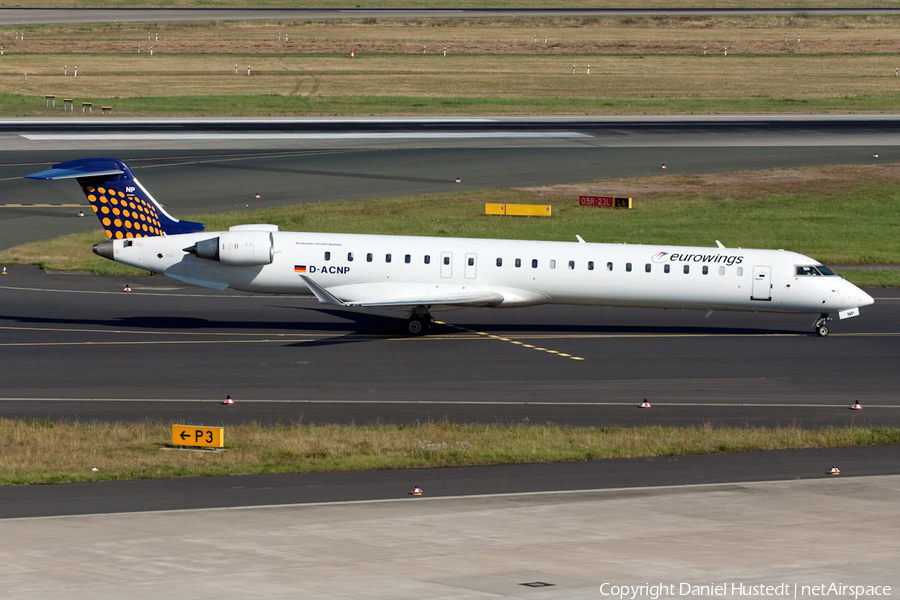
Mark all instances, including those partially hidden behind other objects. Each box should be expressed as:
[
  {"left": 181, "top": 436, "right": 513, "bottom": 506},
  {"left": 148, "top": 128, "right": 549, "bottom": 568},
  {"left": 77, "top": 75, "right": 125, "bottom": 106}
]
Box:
[{"left": 2, "top": 306, "right": 809, "bottom": 349}]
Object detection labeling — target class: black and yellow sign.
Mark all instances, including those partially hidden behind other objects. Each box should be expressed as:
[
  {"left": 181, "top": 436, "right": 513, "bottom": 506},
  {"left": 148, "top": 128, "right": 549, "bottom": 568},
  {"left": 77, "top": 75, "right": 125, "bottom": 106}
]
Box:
[{"left": 172, "top": 425, "right": 224, "bottom": 448}]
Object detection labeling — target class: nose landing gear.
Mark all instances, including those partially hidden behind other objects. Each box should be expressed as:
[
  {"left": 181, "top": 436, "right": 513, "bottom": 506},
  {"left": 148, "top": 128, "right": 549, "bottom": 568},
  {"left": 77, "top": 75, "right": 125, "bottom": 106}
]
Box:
[{"left": 813, "top": 313, "right": 832, "bottom": 337}]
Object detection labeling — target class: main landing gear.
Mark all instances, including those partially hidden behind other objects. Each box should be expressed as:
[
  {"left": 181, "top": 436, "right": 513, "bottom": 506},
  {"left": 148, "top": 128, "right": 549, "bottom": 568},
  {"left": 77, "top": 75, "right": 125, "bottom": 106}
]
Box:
[
  {"left": 406, "top": 306, "right": 434, "bottom": 336},
  {"left": 814, "top": 313, "right": 832, "bottom": 337}
]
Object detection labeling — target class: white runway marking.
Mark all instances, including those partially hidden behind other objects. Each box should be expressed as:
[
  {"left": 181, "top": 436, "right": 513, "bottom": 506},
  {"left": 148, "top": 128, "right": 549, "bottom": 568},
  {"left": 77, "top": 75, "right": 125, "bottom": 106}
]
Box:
[{"left": 22, "top": 132, "right": 591, "bottom": 141}]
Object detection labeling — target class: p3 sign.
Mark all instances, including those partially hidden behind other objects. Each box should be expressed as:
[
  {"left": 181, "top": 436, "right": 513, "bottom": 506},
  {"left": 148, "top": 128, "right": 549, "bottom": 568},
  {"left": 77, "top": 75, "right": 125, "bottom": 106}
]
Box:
[{"left": 172, "top": 425, "right": 224, "bottom": 448}]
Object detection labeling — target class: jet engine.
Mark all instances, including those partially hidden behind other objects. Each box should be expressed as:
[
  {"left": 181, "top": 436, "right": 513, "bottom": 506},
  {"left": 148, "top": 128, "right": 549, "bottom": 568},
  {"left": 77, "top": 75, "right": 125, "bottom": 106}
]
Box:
[{"left": 186, "top": 230, "right": 274, "bottom": 266}]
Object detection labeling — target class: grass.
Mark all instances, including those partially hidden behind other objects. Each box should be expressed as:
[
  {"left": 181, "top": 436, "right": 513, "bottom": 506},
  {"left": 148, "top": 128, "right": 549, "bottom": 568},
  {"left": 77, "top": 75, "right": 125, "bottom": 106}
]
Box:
[
  {"left": 2, "top": 418, "right": 897, "bottom": 485},
  {"left": 2, "top": 1, "right": 899, "bottom": 10},
  {"left": 3, "top": 164, "right": 899, "bottom": 285},
  {"left": 4, "top": 16, "right": 900, "bottom": 115}
]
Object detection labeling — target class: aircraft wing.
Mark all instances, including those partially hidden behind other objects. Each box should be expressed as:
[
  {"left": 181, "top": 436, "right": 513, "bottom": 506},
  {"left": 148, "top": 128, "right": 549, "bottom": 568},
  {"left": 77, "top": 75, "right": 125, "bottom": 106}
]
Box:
[{"left": 300, "top": 276, "right": 504, "bottom": 308}]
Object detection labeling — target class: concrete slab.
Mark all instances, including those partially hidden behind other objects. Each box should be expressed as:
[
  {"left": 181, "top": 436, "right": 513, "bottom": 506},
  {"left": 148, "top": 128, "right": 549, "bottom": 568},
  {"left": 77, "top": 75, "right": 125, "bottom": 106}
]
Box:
[{"left": 1, "top": 475, "right": 898, "bottom": 599}]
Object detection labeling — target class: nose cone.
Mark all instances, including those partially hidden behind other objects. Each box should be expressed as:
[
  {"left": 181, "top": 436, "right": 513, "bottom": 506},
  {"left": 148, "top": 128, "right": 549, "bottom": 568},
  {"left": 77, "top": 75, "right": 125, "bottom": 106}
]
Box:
[
  {"left": 93, "top": 240, "right": 114, "bottom": 260},
  {"left": 858, "top": 288, "right": 875, "bottom": 307}
]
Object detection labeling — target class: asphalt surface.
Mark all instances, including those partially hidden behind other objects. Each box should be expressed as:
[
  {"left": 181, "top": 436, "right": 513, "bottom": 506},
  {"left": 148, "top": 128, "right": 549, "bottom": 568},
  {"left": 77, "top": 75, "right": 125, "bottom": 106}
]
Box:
[
  {"left": 4, "top": 8, "right": 900, "bottom": 26},
  {"left": 2, "top": 446, "right": 897, "bottom": 519},
  {"left": 0, "top": 264, "right": 897, "bottom": 428}
]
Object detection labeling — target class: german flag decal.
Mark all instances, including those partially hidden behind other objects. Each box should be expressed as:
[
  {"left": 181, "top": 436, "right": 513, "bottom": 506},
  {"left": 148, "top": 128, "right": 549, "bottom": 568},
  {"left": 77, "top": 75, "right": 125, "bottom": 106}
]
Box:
[{"left": 294, "top": 265, "right": 307, "bottom": 273}]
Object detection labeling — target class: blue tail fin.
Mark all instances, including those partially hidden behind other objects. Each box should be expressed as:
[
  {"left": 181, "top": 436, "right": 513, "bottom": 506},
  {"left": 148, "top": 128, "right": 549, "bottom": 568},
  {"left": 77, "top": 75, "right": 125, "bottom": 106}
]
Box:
[{"left": 26, "top": 158, "right": 204, "bottom": 239}]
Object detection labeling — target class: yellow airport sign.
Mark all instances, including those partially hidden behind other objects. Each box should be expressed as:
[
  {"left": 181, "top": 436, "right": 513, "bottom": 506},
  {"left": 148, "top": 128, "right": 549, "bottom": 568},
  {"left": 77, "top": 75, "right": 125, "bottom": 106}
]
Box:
[{"left": 172, "top": 424, "right": 224, "bottom": 448}]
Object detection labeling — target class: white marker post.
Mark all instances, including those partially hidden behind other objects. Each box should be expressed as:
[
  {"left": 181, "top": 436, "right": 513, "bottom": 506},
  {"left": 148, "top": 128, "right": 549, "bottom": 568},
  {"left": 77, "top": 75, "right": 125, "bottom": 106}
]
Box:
[
  {"left": 148, "top": 32, "right": 151, "bottom": 41},
  {"left": 64, "top": 64, "right": 67, "bottom": 75},
  {"left": 285, "top": 34, "right": 288, "bottom": 42},
  {"left": 444, "top": 47, "right": 446, "bottom": 56},
  {"left": 248, "top": 65, "right": 251, "bottom": 76},
  {"left": 423, "top": 45, "right": 426, "bottom": 54},
  {"left": 74, "top": 66, "right": 77, "bottom": 77},
  {"left": 235, "top": 63, "right": 238, "bottom": 75},
  {"left": 724, "top": 47, "right": 727, "bottom": 56},
  {"left": 587, "top": 65, "right": 590, "bottom": 75},
  {"left": 703, "top": 46, "right": 706, "bottom": 55},
  {"left": 138, "top": 45, "right": 140, "bottom": 53},
  {"left": 534, "top": 35, "right": 536, "bottom": 42},
  {"left": 573, "top": 64, "right": 575, "bottom": 74},
  {"left": 156, "top": 33, "right": 159, "bottom": 42},
  {"left": 24, "top": 72, "right": 27, "bottom": 83},
  {"left": 150, "top": 46, "right": 153, "bottom": 55}
]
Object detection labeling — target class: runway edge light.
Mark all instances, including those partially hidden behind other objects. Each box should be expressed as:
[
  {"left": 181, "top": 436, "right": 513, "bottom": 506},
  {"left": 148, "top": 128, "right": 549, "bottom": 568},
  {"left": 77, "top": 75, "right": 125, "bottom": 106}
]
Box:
[
  {"left": 640, "top": 398, "right": 651, "bottom": 408},
  {"left": 829, "top": 466, "right": 840, "bottom": 475},
  {"left": 851, "top": 401, "right": 862, "bottom": 410}
]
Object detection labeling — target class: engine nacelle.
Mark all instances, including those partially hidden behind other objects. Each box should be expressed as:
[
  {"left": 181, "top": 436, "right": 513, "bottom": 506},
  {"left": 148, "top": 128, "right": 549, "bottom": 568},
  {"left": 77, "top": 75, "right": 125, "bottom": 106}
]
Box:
[{"left": 188, "top": 231, "right": 274, "bottom": 266}]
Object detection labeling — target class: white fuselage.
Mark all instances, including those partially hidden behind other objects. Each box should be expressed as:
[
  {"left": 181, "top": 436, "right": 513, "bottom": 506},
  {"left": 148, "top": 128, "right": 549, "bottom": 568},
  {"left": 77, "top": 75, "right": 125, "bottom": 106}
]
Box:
[{"left": 106, "top": 230, "right": 873, "bottom": 316}]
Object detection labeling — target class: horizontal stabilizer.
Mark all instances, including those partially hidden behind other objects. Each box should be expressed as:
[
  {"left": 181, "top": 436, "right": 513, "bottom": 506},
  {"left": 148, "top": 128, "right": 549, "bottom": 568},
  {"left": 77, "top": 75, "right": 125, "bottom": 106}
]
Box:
[{"left": 26, "top": 166, "right": 125, "bottom": 180}]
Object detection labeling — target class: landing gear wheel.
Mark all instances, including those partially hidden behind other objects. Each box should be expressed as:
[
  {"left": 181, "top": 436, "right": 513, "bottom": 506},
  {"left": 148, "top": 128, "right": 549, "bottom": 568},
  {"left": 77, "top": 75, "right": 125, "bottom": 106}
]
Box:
[
  {"left": 813, "top": 313, "right": 832, "bottom": 337},
  {"left": 407, "top": 317, "right": 425, "bottom": 336}
]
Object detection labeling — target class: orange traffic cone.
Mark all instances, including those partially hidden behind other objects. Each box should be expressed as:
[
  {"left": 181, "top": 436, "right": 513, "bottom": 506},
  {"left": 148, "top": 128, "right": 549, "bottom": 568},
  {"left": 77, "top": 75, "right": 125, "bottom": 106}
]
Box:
[
  {"left": 829, "top": 466, "right": 840, "bottom": 475},
  {"left": 222, "top": 394, "right": 234, "bottom": 405},
  {"left": 851, "top": 401, "right": 862, "bottom": 410},
  {"left": 122, "top": 284, "right": 132, "bottom": 292},
  {"left": 640, "top": 398, "right": 651, "bottom": 408},
  {"left": 410, "top": 486, "right": 423, "bottom": 496}
]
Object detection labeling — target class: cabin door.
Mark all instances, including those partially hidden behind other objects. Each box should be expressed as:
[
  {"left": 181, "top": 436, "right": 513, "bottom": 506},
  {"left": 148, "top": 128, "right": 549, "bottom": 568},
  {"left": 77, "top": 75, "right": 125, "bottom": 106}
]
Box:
[
  {"left": 464, "top": 253, "right": 477, "bottom": 279},
  {"left": 752, "top": 266, "right": 771, "bottom": 301},
  {"left": 440, "top": 252, "right": 453, "bottom": 278}
]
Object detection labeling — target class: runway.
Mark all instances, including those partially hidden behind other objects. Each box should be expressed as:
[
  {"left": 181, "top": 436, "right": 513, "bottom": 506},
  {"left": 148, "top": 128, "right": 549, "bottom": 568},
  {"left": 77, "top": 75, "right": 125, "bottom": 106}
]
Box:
[
  {"left": 0, "top": 265, "right": 897, "bottom": 428},
  {"left": 4, "top": 8, "right": 900, "bottom": 26},
  {"left": 3, "top": 115, "right": 900, "bottom": 250}
]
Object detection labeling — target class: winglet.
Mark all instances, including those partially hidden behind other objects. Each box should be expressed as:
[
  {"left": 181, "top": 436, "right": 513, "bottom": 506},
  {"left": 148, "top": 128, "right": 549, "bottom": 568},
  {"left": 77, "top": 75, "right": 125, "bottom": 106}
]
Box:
[
  {"left": 576, "top": 235, "right": 586, "bottom": 244},
  {"left": 300, "top": 275, "right": 348, "bottom": 306},
  {"left": 716, "top": 240, "right": 725, "bottom": 249}
]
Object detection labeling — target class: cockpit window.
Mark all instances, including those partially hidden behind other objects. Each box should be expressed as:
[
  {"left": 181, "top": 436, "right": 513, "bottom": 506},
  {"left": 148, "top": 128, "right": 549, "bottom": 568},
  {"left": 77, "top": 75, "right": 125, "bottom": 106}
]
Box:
[{"left": 796, "top": 265, "right": 838, "bottom": 276}]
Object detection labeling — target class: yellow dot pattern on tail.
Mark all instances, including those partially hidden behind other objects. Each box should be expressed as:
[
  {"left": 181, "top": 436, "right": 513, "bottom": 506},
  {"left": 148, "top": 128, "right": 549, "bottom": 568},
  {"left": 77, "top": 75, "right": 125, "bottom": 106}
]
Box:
[{"left": 83, "top": 184, "right": 164, "bottom": 240}]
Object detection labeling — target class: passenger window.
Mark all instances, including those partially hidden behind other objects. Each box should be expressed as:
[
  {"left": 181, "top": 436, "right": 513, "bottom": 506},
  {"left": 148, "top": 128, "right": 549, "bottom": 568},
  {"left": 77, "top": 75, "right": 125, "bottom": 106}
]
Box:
[
  {"left": 386, "top": 254, "right": 392, "bottom": 263},
  {"left": 532, "top": 259, "right": 538, "bottom": 268},
  {"left": 645, "top": 263, "right": 651, "bottom": 273},
  {"left": 569, "top": 260, "right": 575, "bottom": 270},
  {"left": 664, "top": 264, "right": 670, "bottom": 273},
  {"left": 443, "top": 256, "right": 450, "bottom": 265},
  {"left": 324, "top": 251, "right": 331, "bottom": 261},
  {"left": 607, "top": 262, "right": 613, "bottom": 271},
  {"left": 424, "top": 255, "right": 430, "bottom": 264},
  {"left": 549, "top": 259, "right": 556, "bottom": 269},
  {"left": 684, "top": 265, "right": 690, "bottom": 274},
  {"left": 405, "top": 254, "right": 411, "bottom": 264},
  {"left": 737, "top": 267, "right": 743, "bottom": 276},
  {"left": 367, "top": 253, "right": 373, "bottom": 262},
  {"left": 515, "top": 258, "right": 522, "bottom": 268},
  {"left": 347, "top": 252, "right": 353, "bottom": 261},
  {"left": 626, "top": 263, "right": 632, "bottom": 272},
  {"left": 702, "top": 266, "right": 709, "bottom": 275},
  {"left": 496, "top": 258, "right": 502, "bottom": 267},
  {"left": 588, "top": 261, "right": 594, "bottom": 271},
  {"left": 718, "top": 266, "right": 725, "bottom": 276},
  {"left": 468, "top": 257, "right": 474, "bottom": 266}
]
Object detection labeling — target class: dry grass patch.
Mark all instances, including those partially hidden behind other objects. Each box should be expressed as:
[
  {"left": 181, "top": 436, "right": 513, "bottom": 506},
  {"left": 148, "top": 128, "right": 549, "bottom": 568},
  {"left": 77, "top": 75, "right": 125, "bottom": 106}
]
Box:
[{"left": 2, "top": 418, "right": 897, "bottom": 485}]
